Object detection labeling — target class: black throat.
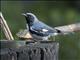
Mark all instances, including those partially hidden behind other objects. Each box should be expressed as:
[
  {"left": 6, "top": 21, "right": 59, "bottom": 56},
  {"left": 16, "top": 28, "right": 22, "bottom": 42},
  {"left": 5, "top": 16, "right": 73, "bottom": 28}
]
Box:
[{"left": 25, "top": 16, "right": 34, "bottom": 27}]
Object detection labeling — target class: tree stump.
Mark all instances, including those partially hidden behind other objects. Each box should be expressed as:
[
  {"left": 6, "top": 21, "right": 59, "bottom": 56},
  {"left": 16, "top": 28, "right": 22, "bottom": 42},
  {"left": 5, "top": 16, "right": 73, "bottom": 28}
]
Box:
[{"left": 0, "top": 40, "right": 59, "bottom": 60}]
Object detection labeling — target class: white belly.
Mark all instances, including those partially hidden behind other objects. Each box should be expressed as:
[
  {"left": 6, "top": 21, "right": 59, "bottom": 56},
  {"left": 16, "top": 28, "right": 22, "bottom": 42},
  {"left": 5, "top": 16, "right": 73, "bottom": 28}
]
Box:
[{"left": 31, "top": 34, "right": 49, "bottom": 41}]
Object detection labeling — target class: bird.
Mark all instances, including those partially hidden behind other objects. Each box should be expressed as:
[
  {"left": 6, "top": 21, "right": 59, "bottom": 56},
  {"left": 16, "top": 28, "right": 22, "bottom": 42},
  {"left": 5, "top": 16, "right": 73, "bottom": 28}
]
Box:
[{"left": 22, "top": 13, "right": 61, "bottom": 41}]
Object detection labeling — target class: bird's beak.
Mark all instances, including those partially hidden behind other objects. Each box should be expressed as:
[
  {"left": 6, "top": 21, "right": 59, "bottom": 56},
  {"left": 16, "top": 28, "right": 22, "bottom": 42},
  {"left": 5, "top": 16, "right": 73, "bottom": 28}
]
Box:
[{"left": 22, "top": 13, "right": 26, "bottom": 16}]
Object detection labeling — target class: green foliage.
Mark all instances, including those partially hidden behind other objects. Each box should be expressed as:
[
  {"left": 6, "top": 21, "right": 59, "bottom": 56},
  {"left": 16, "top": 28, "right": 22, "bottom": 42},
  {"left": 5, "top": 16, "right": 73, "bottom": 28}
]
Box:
[{"left": 1, "top": 1, "right": 80, "bottom": 60}]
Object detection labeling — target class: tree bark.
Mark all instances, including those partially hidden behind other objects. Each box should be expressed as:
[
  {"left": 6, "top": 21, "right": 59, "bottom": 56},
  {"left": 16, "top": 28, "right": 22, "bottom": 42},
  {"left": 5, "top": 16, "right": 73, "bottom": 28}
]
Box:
[{"left": 0, "top": 40, "right": 59, "bottom": 60}]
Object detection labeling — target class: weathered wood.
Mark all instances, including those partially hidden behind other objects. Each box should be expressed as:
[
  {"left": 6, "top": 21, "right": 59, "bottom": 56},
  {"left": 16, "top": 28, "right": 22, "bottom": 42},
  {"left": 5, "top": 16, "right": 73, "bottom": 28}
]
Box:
[
  {"left": 0, "top": 12, "right": 14, "bottom": 40},
  {"left": 0, "top": 40, "right": 59, "bottom": 60},
  {"left": 54, "top": 23, "right": 80, "bottom": 35},
  {"left": 16, "top": 29, "right": 32, "bottom": 40}
]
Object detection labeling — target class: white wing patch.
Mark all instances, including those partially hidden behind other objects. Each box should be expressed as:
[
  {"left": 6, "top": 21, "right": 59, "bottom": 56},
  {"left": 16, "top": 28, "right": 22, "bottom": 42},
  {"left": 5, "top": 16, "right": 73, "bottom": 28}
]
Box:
[
  {"left": 30, "top": 27, "right": 48, "bottom": 33},
  {"left": 42, "top": 29, "right": 48, "bottom": 32}
]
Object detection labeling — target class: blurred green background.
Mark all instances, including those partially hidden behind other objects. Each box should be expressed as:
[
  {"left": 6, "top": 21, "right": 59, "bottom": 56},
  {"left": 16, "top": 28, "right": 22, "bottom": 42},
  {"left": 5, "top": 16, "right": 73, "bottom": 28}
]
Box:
[{"left": 1, "top": 1, "right": 80, "bottom": 60}]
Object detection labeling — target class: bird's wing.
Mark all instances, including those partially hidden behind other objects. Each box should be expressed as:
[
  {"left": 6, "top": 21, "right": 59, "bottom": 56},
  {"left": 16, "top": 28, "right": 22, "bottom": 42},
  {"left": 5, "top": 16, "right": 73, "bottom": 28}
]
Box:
[{"left": 30, "top": 21, "right": 57, "bottom": 35}]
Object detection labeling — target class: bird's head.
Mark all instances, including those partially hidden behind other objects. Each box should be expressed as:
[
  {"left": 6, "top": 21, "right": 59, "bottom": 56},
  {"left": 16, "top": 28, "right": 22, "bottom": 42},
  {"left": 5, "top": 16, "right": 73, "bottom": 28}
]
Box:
[{"left": 22, "top": 13, "right": 38, "bottom": 26}]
